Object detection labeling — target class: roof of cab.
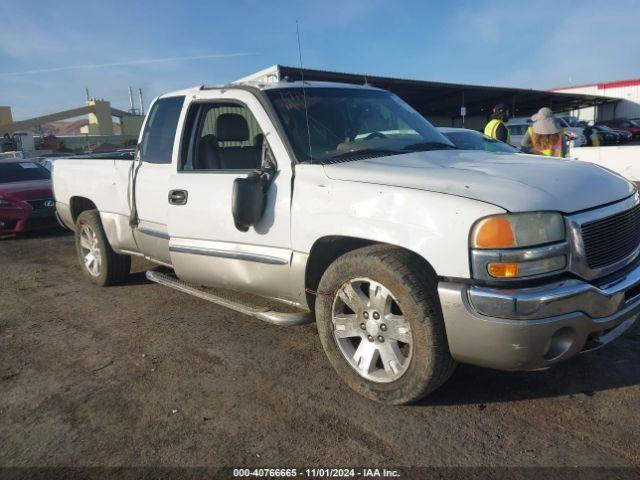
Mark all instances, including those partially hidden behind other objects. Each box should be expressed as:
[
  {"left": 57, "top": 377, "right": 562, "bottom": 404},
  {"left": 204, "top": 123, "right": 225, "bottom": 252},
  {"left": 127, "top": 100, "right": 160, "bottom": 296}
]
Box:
[
  {"left": 253, "top": 80, "right": 384, "bottom": 91},
  {"left": 158, "top": 80, "right": 385, "bottom": 99}
]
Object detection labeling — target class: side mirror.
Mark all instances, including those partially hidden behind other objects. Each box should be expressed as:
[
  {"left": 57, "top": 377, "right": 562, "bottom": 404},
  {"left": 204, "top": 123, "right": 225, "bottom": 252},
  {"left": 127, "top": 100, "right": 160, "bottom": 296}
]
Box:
[{"left": 232, "top": 172, "right": 266, "bottom": 232}]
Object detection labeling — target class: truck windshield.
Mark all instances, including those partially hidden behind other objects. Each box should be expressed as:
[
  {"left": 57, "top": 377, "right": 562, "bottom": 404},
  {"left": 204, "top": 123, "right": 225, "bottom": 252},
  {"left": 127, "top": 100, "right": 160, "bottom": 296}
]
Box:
[
  {"left": 265, "top": 87, "right": 455, "bottom": 163},
  {"left": 0, "top": 162, "right": 51, "bottom": 183},
  {"left": 442, "top": 131, "right": 518, "bottom": 153}
]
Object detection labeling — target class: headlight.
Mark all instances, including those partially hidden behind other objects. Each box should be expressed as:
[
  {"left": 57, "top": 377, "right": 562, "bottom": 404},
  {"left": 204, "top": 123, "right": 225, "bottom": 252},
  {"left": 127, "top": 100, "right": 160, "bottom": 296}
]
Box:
[
  {"left": 0, "top": 196, "right": 20, "bottom": 209},
  {"left": 471, "top": 212, "right": 565, "bottom": 249},
  {"left": 470, "top": 212, "right": 567, "bottom": 280}
]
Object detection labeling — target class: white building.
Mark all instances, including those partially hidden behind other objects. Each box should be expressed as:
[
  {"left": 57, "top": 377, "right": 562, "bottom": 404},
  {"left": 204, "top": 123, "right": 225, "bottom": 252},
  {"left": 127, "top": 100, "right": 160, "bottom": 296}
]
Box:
[{"left": 551, "top": 78, "right": 640, "bottom": 122}]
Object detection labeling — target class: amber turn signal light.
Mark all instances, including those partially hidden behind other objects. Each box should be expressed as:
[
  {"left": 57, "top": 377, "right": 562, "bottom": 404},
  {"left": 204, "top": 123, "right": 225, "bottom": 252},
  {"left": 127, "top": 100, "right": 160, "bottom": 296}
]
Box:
[{"left": 487, "top": 262, "right": 519, "bottom": 278}]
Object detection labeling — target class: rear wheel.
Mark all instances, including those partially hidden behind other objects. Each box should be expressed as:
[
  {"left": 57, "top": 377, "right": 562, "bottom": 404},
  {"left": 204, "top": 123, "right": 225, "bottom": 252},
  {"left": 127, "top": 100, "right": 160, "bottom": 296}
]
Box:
[
  {"left": 75, "top": 210, "right": 130, "bottom": 286},
  {"left": 315, "top": 245, "right": 456, "bottom": 404}
]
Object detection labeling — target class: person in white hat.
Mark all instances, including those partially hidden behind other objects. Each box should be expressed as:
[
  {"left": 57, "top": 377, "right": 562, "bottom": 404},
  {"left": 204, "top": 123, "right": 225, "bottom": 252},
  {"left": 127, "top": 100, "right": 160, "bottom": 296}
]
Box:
[{"left": 520, "top": 107, "right": 567, "bottom": 157}]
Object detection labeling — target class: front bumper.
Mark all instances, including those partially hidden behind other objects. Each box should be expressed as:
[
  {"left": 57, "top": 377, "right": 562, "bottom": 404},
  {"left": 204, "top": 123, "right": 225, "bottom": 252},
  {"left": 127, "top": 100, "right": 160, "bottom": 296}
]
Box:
[
  {"left": 438, "top": 263, "right": 640, "bottom": 371},
  {"left": 0, "top": 208, "right": 57, "bottom": 234}
]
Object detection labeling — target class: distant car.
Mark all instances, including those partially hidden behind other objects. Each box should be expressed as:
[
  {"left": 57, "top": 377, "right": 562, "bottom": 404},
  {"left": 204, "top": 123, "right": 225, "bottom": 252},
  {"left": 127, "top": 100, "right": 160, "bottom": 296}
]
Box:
[
  {"left": 438, "top": 127, "right": 520, "bottom": 153},
  {"left": 0, "top": 159, "right": 58, "bottom": 234},
  {"left": 555, "top": 117, "right": 587, "bottom": 146},
  {"left": 591, "top": 125, "right": 622, "bottom": 145},
  {"left": 506, "top": 116, "right": 586, "bottom": 148},
  {"left": 612, "top": 129, "right": 633, "bottom": 143},
  {"left": 38, "top": 158, "right": 55, "bottom": 172},
  {"left": 559, "top": 115, "right": 580, "bottom": 127},
  {"left": 596, "top": 119, "right": 640, "bottom": 140},
  {"left": 503, "top": 120, "right": 530, "bottom": 147}
]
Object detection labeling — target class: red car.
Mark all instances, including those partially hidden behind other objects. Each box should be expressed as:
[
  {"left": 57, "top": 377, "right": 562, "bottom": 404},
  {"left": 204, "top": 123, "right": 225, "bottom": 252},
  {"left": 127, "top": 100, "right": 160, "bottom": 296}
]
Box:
[
  {"left": 0, "top": 159, "right": 59, "bottom": 234},
  {"left": 595, "top": 119, "right": 640, "bottom": 140}
]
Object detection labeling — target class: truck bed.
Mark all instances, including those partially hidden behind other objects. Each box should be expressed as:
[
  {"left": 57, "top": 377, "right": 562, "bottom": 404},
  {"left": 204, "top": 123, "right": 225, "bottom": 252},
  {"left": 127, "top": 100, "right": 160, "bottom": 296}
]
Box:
[{"left": 53, "top": 156, "right": 137, "bottom": 252}]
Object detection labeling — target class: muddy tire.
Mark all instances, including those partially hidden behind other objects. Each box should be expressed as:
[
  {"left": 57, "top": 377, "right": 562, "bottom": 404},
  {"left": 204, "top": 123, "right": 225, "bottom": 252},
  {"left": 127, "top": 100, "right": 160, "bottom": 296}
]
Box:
[
  {"left": 316, "top": 245, "right": 456, "bottom": 404},
  {"left": 75, "top": 210, "right": 131, "bottom": 286}
]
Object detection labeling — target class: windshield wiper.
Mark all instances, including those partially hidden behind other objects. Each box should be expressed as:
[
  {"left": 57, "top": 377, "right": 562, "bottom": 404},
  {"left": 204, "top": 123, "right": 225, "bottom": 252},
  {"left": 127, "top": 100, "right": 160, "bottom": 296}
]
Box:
[
  {"left": 329, "top": 148, "right": 405, "bottom": 160},
  {"left": 403, "top": 141, "right": 459, "bottom": 151}
]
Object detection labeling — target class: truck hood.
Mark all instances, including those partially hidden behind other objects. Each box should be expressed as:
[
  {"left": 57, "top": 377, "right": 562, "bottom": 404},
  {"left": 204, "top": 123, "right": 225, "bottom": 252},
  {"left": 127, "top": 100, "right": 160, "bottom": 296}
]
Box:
[{"left": 322, "top": 150, "right": 635, "bottom": 213}]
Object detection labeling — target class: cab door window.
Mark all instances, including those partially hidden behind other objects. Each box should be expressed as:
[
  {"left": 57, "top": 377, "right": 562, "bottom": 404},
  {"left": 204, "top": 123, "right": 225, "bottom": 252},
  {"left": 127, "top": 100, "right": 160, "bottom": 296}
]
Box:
[{"left": 182, "top": 103, "right": 264, "bottom": 171}]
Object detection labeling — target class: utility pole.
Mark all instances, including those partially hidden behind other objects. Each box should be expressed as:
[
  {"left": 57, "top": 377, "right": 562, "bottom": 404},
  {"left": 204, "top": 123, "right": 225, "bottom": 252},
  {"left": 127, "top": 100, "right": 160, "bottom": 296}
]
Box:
[
  {"left": 138, "top": 88, "right": 145, "bottom": 116},
  {"left": 128, "top": 86, "right": 135, "bottom": 114}
]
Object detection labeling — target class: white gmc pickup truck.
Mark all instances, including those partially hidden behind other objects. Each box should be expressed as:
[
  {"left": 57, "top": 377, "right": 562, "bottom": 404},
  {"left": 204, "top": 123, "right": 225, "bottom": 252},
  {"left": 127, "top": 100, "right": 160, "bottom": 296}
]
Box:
[{"left": 53, "top": 81, "right": 640, "bottom": 404}]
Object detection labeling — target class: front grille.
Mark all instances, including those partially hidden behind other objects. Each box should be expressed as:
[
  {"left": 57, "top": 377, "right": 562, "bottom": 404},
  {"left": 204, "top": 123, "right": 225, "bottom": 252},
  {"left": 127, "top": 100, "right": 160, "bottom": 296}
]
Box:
[
  {"left": 581, "top": 202, "right": 640, "bottom": 269},
  {"left": 26, "top": 199, "right": 55, "bottom": 211}
]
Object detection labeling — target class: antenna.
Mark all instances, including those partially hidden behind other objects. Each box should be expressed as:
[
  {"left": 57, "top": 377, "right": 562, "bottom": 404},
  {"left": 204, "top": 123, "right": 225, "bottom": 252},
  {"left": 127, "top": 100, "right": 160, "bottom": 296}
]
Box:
[{"left": 296, "top": 20, "right": 313, "bottom": 163}]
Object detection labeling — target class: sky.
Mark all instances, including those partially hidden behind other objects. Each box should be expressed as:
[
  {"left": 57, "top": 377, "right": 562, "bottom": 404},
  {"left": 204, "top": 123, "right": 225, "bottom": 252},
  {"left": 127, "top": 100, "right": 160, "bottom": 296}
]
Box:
[{"left": 1, "top": 0, "right": 640, "bottom": 120}]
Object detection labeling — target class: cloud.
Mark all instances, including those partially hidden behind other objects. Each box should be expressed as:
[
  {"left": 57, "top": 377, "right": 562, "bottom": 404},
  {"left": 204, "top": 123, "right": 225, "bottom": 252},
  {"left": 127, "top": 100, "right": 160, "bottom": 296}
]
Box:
[{"left": 0, "top": 52, "right": 259, "bottom": 78}]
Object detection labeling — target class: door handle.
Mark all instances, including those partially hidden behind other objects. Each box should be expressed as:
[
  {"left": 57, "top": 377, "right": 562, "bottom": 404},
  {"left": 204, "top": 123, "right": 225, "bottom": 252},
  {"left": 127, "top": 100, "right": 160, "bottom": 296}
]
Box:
[{"left": 168, "top": 189, "right": 188, "bottom": 205}]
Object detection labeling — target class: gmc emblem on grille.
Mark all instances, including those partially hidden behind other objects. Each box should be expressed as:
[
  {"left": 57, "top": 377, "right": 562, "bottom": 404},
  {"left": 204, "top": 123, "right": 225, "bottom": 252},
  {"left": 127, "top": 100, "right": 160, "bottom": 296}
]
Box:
[{"left": 44, "top": 200, "right": 55, "bottom": 208}]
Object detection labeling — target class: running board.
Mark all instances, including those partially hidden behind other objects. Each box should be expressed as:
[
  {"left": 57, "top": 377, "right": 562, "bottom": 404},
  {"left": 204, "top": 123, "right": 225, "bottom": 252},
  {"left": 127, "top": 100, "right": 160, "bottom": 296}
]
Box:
[{"left": 145, "top": 270, "right": 313, "bottom": 326}]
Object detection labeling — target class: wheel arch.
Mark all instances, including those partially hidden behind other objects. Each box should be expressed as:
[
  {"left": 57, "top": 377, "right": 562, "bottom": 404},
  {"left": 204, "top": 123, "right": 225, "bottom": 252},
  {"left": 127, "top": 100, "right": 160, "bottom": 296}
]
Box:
[
  {"left": 304, "top": 235, "right": 438, "bottom": 311},
  {"left": 69, "top": 196, "right": 98, "bottom": 224}
]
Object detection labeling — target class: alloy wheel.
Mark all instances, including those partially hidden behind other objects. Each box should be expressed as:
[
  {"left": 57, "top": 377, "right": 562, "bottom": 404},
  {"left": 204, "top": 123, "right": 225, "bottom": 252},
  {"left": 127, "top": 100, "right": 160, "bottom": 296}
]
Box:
[
  {"left": 79, "top": 224, "right": 102, "bottom": 277},
  {"left": 331, "top": 277, "right": 413, "bottom": 383}
]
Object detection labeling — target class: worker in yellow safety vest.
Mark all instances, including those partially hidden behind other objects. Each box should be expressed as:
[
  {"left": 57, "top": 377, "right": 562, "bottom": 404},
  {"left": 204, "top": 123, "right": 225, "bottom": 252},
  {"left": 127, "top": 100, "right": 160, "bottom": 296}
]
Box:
[
  {"left": 484, "top": 104, "right": 510, "bottom": 143},
  {"left": 521, "top": 107, "right": 567, "bottom": 157},
  {"left": 582, "top": 125, "right": 600, "bottom": 147}
]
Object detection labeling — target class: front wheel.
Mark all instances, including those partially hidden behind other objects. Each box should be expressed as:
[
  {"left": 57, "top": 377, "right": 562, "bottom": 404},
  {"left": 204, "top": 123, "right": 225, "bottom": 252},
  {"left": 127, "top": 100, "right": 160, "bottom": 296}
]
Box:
[
  {"left": 75, "top": 210, "right": 131, "bottom": 286},
  {"left": 315, "top": 245, "right": 456, "bottom": 404}
]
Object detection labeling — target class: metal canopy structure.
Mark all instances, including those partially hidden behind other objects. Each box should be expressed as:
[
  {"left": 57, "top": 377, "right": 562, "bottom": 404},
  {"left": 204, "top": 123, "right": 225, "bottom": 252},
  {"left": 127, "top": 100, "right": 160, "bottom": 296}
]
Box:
[
  {"left": 241, "top": 65, "right": 617, "bottom": 122},
  {"left": 0, "top": 105, "right": 134, "bottom": 136}
]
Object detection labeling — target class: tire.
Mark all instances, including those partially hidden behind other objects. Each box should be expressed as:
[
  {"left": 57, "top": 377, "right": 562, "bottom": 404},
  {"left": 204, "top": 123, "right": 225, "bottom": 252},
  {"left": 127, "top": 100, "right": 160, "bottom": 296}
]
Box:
[
  {"left": 75, "top": 210, "right": 131, "bottom": 286},
  {"left": 315, "top": 245, "right": 456, "bottom": 404}
]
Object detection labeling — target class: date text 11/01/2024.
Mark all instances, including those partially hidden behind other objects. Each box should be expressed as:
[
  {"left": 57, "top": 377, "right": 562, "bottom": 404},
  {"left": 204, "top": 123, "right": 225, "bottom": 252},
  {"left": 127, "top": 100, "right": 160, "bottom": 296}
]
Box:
[{"left": 232, "top": 468, "right": 402, "bottom": 478}]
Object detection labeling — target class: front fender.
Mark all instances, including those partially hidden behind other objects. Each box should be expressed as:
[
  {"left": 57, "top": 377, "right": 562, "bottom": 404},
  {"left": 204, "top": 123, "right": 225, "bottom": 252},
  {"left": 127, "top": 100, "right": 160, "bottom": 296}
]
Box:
[{"left": 292, "top": 166, "right": 504, "bottom": 279}]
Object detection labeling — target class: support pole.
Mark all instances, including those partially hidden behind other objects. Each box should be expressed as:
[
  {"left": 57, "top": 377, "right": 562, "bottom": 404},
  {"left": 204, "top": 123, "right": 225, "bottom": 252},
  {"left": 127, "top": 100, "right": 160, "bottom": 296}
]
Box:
[
  {"left": 138, "top": 88, "right": 145, "bottom": 116},
  {"left": 128, "top": 86, "right": 135, "bottom": 113}
]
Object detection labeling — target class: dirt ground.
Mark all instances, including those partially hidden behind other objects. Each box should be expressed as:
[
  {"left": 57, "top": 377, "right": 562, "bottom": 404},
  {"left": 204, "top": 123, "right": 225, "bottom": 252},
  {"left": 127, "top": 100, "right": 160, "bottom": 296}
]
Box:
[{"left": 1, "top": 229, "right": 639, "bottom": 472}]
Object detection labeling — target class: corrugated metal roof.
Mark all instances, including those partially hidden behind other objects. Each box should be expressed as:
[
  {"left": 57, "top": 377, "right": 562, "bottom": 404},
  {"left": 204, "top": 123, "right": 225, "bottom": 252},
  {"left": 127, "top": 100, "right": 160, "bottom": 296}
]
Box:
[{"left": 256, "top": 65, "right": 618, "bottom": 118}]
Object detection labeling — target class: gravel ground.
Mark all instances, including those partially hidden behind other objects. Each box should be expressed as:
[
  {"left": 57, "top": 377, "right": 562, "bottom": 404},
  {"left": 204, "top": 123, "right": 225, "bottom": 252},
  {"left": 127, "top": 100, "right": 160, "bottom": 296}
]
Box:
[{"left": 1, "top": 229, "right": 639, "bottom": 473}]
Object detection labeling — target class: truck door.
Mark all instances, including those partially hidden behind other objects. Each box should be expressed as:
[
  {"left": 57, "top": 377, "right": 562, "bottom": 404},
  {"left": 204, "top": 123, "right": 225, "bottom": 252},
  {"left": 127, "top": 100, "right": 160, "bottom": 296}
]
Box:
[
  {"left": 133, "top": 95, "right": 185, "bottom": 265},
  {"left": 166, "top": 91, "right": 294, "bottom": 302}
]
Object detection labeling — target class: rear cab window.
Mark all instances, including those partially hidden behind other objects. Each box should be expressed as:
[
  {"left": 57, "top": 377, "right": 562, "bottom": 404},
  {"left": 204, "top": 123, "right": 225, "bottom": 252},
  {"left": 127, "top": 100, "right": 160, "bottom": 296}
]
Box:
[{"left": 139, "top": 96, "right": 185, "bottom": 164}]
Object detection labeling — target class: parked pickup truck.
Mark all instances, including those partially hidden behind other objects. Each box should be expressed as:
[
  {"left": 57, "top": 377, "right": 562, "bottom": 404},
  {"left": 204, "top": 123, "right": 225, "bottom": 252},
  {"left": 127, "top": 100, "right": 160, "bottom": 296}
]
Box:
[{"left": 53, "top": 81, "right": 640, "bottom": 404}]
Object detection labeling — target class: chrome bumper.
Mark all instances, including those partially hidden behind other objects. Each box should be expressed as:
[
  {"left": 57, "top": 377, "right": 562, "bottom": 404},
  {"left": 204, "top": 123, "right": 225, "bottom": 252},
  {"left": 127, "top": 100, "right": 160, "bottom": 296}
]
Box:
[{"left": 438, "top": 262, "right": 640, "bottom": 371}]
